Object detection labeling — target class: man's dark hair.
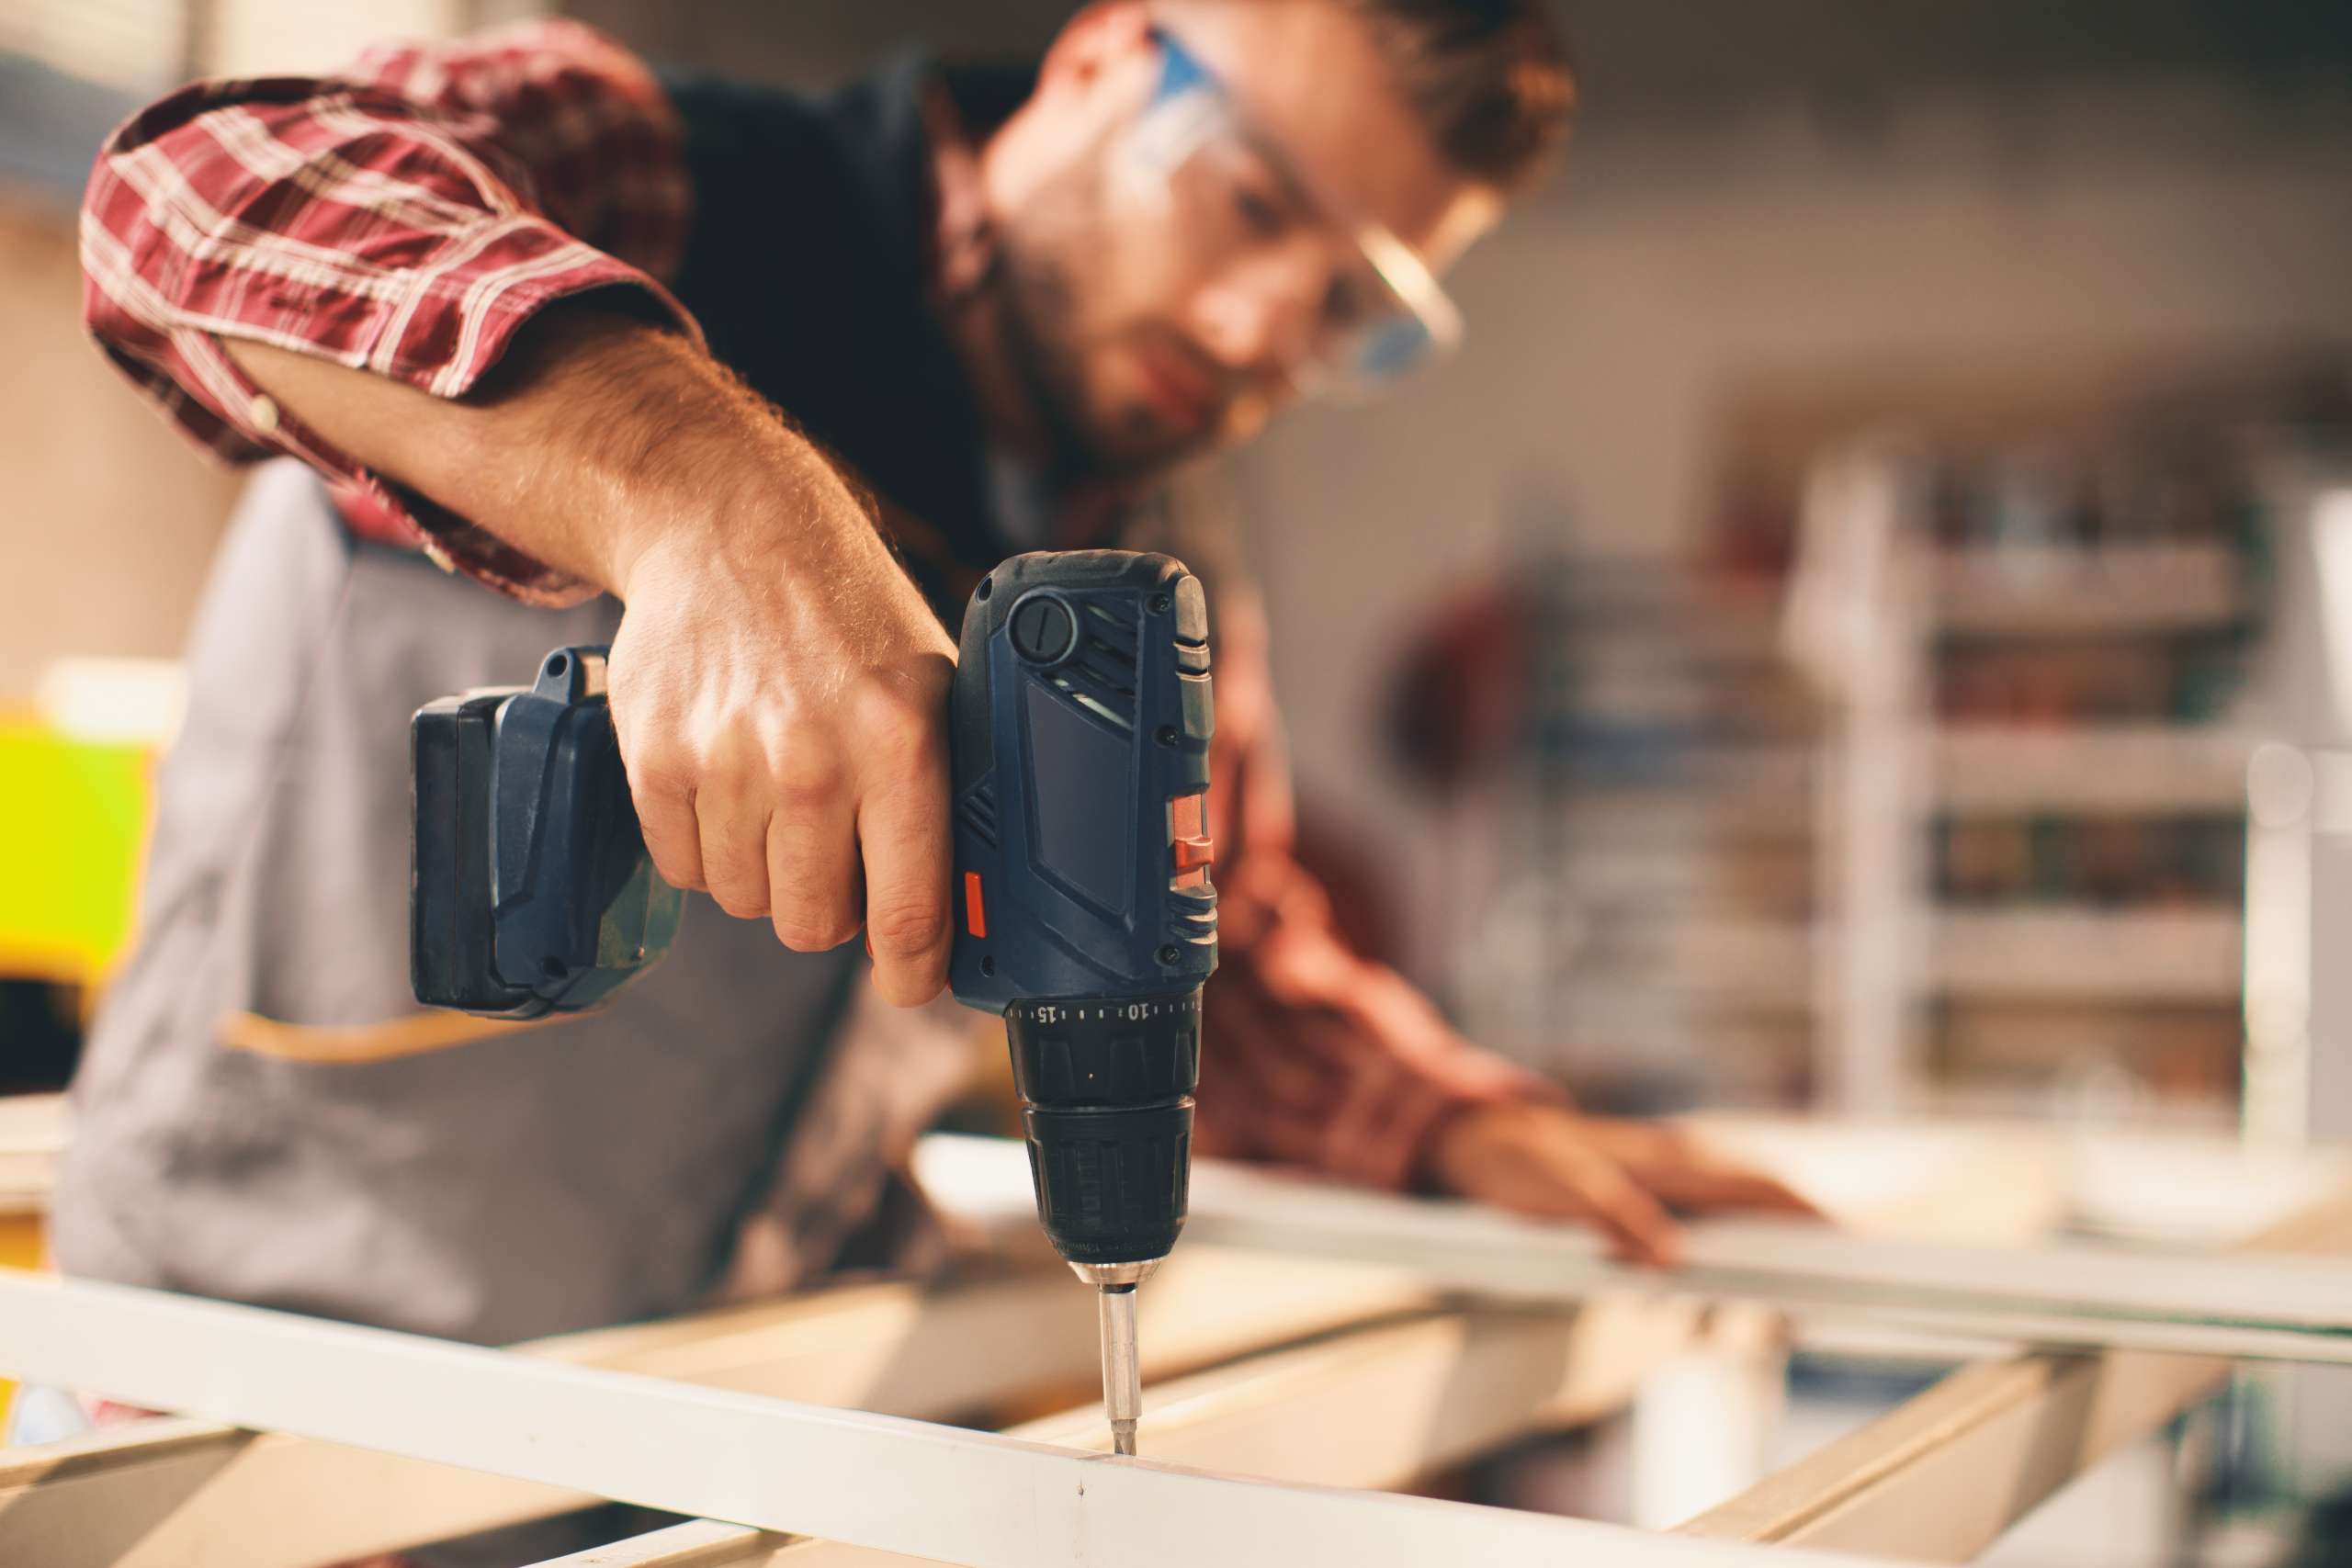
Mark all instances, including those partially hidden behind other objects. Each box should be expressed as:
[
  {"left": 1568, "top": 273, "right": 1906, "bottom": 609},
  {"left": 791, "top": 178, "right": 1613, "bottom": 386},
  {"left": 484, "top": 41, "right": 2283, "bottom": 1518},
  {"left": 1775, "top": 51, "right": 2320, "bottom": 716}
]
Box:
[{"left": 1339, "top": 0, "right": 1576, "bottom": 191}]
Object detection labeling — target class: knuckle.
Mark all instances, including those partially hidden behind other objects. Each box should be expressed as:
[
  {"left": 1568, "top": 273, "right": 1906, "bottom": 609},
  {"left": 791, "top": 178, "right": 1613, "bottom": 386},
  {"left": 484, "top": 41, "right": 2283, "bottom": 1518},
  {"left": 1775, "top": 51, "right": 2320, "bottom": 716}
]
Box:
[
  {"left": 771, "top": 908, "right": 855, "bottom": 953},
  {"left": 769, "top": 750, "right": 846, "bottom": 811},
  {"left": 646, "top": 846, "right": 705, "bottom": 891},
  {"left": 628, "top": 750, "right": 696, "bottom": 803},
  {"left": 771, "top": 766, "right": 846, "bottom": 818},
  {"left": 766, "top": 859, "right": 857, "bottom": 952},
  {"left": 700, "top": 853, "right": 767, "bottom": 918},
  {"left": 866, "top": 895, "right": 949, "bottom": 957},
  {"left": 851, "top": 675, "right": 944, "bottom": 760},
  {"left": 713, "top": 892, "right": 768, "bottom": 921}
]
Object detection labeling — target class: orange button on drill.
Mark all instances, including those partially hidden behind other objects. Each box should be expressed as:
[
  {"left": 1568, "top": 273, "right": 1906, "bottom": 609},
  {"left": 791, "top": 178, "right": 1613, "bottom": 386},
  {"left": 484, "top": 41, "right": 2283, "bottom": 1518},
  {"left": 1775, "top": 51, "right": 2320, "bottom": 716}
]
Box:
[{"left": 1169, "top": 793, "right": 1213, "bottom": 886}]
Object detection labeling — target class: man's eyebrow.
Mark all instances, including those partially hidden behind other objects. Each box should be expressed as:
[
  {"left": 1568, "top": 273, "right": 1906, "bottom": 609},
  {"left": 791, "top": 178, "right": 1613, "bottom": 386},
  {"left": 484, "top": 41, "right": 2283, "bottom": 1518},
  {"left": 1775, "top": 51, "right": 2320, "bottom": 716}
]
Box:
[{"left": 1230, "top": 114, "right": 1326, "bottom": 220}]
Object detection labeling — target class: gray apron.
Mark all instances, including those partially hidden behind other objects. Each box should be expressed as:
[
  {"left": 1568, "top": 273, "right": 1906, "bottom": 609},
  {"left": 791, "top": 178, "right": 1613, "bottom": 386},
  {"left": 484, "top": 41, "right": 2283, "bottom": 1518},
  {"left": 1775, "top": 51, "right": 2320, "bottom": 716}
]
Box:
[{"left": 51, "top": 461, "right": 969, "bottom": 1345}]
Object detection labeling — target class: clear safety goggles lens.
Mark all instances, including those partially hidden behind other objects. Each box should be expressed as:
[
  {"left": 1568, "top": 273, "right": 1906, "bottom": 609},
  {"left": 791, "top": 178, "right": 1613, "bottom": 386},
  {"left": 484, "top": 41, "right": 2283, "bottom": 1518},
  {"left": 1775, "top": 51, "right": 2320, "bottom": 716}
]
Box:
[{"left": 1126, "top": 33, "right": 1463, "bottom": 400}]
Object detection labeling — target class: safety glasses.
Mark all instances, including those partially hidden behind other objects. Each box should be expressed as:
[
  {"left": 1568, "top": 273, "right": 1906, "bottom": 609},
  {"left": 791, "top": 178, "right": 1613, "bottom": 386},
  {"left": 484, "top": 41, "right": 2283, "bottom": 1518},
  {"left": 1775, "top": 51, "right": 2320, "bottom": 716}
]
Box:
[{"left": 1124, "top": 27, "right": 1464, "bottom": 400}]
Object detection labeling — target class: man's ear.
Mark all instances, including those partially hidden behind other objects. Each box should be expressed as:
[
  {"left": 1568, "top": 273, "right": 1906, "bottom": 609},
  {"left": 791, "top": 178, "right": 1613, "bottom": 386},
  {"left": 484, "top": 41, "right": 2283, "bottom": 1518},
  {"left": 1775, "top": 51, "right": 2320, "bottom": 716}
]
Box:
[{"left": 1035, "top": 1, "right": 1156, "bottom": 101}]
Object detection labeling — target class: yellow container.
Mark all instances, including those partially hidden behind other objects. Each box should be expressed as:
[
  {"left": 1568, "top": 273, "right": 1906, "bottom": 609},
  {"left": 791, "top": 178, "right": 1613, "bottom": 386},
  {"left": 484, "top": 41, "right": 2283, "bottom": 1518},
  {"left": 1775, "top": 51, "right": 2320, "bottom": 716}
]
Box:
[{"left": 0, "top": 718, "right": 152, "bottom": 985}]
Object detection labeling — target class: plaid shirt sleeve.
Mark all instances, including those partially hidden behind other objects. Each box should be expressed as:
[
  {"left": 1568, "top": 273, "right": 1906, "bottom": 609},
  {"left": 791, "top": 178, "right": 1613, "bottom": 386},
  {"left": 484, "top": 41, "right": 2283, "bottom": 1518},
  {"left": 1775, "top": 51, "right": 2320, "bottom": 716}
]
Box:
[
  {"left": 1193, "top": 591, "right": 1560, "bottom": 1192},
  {"left": 78, "top": 18, "right": 698, "bottom": 604}
]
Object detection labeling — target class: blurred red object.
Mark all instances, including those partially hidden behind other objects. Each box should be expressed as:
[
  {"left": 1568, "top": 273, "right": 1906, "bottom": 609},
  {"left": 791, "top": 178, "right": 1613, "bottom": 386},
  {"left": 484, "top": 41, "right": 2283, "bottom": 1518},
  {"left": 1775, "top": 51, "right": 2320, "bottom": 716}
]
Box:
[{"left": 1382, "top": 579, "right": 1534, "bottom": 796}]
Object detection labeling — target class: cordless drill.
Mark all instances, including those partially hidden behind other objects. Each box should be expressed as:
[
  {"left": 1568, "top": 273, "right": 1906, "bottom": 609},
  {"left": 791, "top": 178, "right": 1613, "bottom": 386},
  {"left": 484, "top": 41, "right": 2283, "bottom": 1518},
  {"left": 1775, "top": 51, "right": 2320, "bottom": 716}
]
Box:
[{"left": 410, "top": 550, "right": 1216, "bottom": 1456}]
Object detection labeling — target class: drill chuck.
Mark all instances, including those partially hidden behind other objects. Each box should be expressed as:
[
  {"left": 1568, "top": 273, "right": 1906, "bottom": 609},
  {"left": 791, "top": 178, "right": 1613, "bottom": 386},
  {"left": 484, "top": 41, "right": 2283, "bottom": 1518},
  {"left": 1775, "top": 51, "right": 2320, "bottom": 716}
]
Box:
[{"left": 1005, "top": 990, "right": 1199, "bottom": 1267}]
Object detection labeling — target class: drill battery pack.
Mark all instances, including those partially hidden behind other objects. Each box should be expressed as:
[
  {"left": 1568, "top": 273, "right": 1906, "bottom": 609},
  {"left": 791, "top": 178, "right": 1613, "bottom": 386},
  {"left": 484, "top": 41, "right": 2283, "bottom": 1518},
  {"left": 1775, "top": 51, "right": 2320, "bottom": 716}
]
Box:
[{"left": 410, "top": 646, "right": 683, "bottom": 1019}]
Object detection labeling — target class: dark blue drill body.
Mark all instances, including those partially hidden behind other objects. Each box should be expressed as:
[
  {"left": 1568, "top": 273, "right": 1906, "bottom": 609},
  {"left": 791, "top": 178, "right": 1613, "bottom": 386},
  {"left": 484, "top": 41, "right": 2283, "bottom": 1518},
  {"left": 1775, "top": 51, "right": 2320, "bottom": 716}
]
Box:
[{"left": 947, "top": 551, "right": 1216, "bottom": 1268}]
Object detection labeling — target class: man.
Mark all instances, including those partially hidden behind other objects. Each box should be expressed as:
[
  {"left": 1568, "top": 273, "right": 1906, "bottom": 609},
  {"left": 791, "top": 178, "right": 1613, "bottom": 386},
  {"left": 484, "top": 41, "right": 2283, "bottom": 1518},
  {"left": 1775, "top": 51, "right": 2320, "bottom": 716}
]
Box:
[{"left": 58, "top": 0, "right": 1809, "bottom": 1363}]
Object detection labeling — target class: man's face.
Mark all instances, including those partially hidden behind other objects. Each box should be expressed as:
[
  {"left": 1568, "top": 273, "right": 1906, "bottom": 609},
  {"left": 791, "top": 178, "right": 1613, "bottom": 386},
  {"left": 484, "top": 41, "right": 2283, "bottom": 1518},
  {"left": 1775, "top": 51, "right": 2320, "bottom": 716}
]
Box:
[{"left": 988, "top": 0, "right": 1501, "bottom": 478}]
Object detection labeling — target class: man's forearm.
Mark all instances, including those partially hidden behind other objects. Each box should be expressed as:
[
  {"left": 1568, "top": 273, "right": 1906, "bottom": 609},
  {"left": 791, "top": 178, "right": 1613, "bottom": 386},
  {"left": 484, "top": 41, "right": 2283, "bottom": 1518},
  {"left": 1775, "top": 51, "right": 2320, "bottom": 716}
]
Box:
[
  {"left": 96, "top": 27, "right": 962, "bottom": 1001},
  {"left": 220, "top": 307, "right": 847, "bottom": 599}
]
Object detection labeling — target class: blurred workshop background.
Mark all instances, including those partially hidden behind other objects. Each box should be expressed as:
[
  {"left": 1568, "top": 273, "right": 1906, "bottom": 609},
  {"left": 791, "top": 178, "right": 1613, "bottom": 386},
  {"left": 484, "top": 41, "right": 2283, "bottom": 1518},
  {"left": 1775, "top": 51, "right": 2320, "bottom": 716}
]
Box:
[
  {"left": 4, "top": 2, "right": 2352, "bottom": 1563},
  {"left": 12, "top": 0, "right": 2352, "bottom": 1134}
]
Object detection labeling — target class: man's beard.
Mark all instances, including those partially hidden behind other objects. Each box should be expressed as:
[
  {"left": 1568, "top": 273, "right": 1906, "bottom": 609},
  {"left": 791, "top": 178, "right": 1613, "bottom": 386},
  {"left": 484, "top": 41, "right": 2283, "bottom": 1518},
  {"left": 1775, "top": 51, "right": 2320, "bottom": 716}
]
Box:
[
  {"left": 988, "top": 229, "right": 1111, "bottom": 479},
  {"left": 981, "top": 149, "right": 1222, "bottom": 484}
]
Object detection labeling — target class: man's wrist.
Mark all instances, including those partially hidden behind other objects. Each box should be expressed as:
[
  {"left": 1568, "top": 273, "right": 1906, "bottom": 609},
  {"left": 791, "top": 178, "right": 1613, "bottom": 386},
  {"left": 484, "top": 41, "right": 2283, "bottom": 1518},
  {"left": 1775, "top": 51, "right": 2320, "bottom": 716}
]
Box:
[
  {"left": 601, "top": 423, "right": 872, "bottom": 609},
  {"left": 480, "top": 305, "right": 841, "bottom": 600}
]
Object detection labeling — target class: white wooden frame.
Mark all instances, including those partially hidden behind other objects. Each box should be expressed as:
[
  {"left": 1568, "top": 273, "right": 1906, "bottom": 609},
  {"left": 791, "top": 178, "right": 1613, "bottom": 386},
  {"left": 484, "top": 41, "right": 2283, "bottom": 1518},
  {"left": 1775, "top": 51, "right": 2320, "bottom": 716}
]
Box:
[
  {"left": 0, "top": 1247, "right": 1439, "bottom": 1568},
  {"left": 1, "top": 1126, "right": 2345, "bottom": 1568},
  {"left": 918, "top": 1134, "right": 2352, "bottom": 1362}
]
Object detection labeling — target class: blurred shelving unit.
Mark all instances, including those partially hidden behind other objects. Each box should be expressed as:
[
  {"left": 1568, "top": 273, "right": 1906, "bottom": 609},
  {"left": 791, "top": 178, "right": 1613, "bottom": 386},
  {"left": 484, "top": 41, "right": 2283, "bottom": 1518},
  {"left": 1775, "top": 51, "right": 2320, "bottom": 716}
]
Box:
[
  {"left": 1453, "top": 358, "right": 2348, "bottom": 1124},
  {"left": 1926, "top": 908, "right": 2245, "bottom": 1002},
  {"left": 1927, "top": 723, "right": 2256, "bottom": 814},
  {"left": 1932, "top": 541, "right": 2249, "bottom": 637},
  {"left": 1453, "top": 556, "right": 1830, "bottom": 1112},
  {"left": 1781, "top": 361, "right": 2351, "bottom": 1131}
]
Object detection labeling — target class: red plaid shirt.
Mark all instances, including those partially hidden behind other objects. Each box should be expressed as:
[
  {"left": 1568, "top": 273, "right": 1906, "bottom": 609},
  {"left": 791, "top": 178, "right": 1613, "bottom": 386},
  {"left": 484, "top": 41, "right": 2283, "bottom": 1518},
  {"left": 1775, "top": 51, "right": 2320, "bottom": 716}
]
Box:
[{"left": 78, "top": 18, "right": 1545, "bottom": 1193}]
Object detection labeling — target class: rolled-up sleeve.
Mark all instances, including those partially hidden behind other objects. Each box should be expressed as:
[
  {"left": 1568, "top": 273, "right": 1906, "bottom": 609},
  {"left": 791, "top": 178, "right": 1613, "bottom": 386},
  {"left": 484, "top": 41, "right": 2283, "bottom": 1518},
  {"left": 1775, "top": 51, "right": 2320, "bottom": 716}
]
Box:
[{"left": 78, "top": 18, "right": 698, "bottom": 603}]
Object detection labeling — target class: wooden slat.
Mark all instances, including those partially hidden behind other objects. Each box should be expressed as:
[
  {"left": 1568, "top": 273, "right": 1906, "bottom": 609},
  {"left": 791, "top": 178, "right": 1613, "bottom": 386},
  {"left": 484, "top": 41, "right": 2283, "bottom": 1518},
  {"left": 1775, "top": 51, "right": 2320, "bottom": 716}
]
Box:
[
  {"left": 0, "top": 1419, "right": 253, "bottom": 1565},
  {"left": 529, "top": 1293, "right": 1750, "bottom": 1568},
  {"left": 0, "top": 1247, "right": 1430, "bottom": 1568},
  {"left": 1675, "top": 1182, "right": 2352, "bottom": 1560}
]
